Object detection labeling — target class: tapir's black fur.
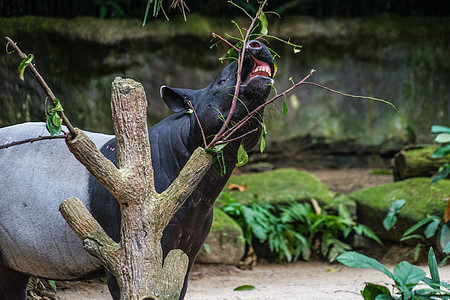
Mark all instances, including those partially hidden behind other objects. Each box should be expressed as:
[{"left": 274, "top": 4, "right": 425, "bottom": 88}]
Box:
[{"left": 0, "top": 40, "right": 274, "bottom": 300}]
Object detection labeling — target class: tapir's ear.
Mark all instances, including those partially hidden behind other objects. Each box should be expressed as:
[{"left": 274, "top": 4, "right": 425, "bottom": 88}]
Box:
[{"left": 160, "top": 86, "right": 195, "bottom": 113}]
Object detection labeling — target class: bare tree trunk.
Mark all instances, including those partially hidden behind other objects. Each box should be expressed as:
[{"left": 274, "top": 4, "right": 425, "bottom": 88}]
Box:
[{"left": 59, "top": 77, "right": 212, "bottom": 299}]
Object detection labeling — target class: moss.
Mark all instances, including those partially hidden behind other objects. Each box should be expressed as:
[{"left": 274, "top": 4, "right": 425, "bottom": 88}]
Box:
[
  {"left": 349, "top": 177, "right": 449, "bottom": 220},
  {"left": 210, "top": 207, "right": 241, "bottom": 232},
  {"left": 223, "top": 168, "right": 334, "bottom": 205},
  {"left": 222, "top": 169, "right": 357, "bottom": 214}
]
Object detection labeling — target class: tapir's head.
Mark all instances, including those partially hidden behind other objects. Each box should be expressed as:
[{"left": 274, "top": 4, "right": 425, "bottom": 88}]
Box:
[{"left": 160, "top": 40, "right": 274, "bottom": 145}]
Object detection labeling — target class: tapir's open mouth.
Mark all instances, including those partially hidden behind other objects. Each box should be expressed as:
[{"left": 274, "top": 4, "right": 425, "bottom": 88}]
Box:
[
  {"left": 250, "top": 55, "right": 272, "bottom": 79},
  {"left": 240, "top": 40, "right": 275, "bottom": 87}
]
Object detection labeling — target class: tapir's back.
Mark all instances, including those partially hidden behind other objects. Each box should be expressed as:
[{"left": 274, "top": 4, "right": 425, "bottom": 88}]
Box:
[{"left": 0, "top": 122, "right": 111, "bottom": 279}]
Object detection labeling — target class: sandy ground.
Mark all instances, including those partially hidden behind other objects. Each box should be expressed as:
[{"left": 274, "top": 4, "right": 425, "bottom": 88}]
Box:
[{"left": 51, "top": 260, "right": 450, "bottom": 300}]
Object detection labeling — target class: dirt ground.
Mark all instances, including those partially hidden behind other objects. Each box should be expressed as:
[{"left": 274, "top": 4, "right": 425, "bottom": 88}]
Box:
[{"left": 39, "top": 169, "right": 450, "bottom": 299}]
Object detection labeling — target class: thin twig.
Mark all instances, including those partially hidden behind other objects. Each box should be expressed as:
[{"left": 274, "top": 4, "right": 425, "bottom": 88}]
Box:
[
  {"left": 214, "top": 127, "right": 258, "bottom": 145},
  {"left": 5, "top": 37, "right": 77, "bottom": 138},
  {"left": 207, "top": 0, "right": 268, "bottom": 149},
  {"left": 0, "top": 135, "right": 66, "bottom": 150},
  {"left": 222, "top": 69, "right": 316, "bottom": 142},
  {"left": 187, "top": 101, "right": 207, "bottom": 147},
  {"left": 212, "top": 33, "right": 240, "bottom": 52},
  {"left": 303, "top": 81, "right": 399, "bottom": 113}
]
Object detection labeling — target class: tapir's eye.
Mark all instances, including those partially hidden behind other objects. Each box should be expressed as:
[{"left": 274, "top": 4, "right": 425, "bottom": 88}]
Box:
[{"left": 218, "top": 78, "right": 227, "bottom": 85}]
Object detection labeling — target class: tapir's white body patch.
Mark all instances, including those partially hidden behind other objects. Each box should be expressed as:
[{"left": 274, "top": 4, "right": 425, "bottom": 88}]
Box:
[{"left": 0, "top": 122, "right": 112, "bottom": 279}]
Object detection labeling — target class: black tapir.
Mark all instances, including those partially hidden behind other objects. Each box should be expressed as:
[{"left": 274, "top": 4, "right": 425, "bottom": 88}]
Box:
[{"left": 0, "top": 40, "right": 274, "bottom": 300}]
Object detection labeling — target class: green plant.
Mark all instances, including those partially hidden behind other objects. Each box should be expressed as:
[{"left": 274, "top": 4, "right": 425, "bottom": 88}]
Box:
[
  {"left": 383, "top": 199, "right": 406, "bottom": 231},
  {"left": 383, "top": 199, "right": 450, "bottom": 264},
  {"left": 430, "top": 125, "right": 450, "bottom": 184},
  {"left": 218, "top": 193, "right": 381, "bottom": 262},
  {"left": 337, "top": 248, "right": 450, "bottom": 300}
]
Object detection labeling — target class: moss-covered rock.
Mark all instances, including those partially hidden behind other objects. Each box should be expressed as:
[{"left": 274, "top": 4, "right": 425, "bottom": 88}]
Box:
[
  {"left": 349, "top": 178, "right": 450, "bottom": 242},
  {"left": 222, "top": 168, "right": 356, "bottom": 214},
  {"left": 196, "top": 208, "right": 245, "bottom": 265}
]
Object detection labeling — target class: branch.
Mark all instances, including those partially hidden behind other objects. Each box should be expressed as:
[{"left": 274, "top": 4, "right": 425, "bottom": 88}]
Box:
[
  {"left": 0, "top": 134, "right": 66, "bottom": 150},
  {"left": 158, "top": 147, "right": 212, "bottom": 224},
  {"left": 188, "top": 101, "right": 207, "bottom": 147},
  {"left": 111, "top": 78, "right": 155, "bottom": 195},
  {"left": 59, "top": 197, "right": 120, "bottom": 274},
  {"left": 211, "top": 33, "right": 240, "bottom": 52},
  {"left": 5, "top": 37, "right": 77, "bottom": 138},
  {"left": 207, "top": 0, "right": 268, "bottom": 149},
  {"left": 66, "top": 128, "right": 126, "bottom": 201},
  {"left": 303, "top": 81, "right": 399, "bottom": 113},
  {"left": 222, "top": 69, "right": 316, "bottom": 142}
]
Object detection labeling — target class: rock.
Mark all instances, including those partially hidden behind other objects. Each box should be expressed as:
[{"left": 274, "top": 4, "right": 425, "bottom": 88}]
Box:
[
  {"left": 392, "top": 145, "right": 449, "bottom": 181},
  {"left": 196, "top": 208, "right": 245, "bottom": 265},
  {"left": 222, "top": 168, "right": 356, "bottom": 215},
  {"left": 349, "top": 178, "right": 450, "bottom": 242}
]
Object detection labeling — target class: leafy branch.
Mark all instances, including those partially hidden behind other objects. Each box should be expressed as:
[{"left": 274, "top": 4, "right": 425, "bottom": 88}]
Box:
[
  {"left": 5, "top": 37, "right": 76, "bottom": 139},
  {"left": 203, "top": 1, "right": 397, "bottom": 175}
]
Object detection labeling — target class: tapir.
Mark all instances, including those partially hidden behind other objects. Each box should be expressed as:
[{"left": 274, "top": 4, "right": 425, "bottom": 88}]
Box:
[{"left": 0, "top": 40, "right": 274, "bottom": 300}]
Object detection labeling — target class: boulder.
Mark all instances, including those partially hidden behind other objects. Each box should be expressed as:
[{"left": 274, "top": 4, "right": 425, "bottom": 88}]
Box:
[
  {"left": 349, "top": 178, "right": 450, "bottom": 242},
  {"left": 196, "top": 208, "right": 245, "bottom": 265}
]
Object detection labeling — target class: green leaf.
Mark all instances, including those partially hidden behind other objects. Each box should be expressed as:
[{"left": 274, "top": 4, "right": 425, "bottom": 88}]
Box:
[
  {"left": 400, "top": 234, "right": 426, "bottom": 242},
  {"left": 282, "top": 101, "right": 288, "bottom": 116},
  {"left": 257, "top": 11, "right": 268, "bottom": 35},
  {"left": 293, "top": 47, "right": 301, "bottom": 54},
  {"left": 233, "top": 284, "right": 255, "bottom": 291},
  {"left": 391, "top": 199, "right": 406, "bottom": 212},
  {"left": 51, "top": 98, "right": 64, "bottom": 112},
  {"left": 383, "top": 212, "right": 397, "bottom": 231},
  {"left": 443, "top": 241, "right": 450, "bottom": 254},
  {"left": 203, "top": 243, "right": 211, "bottom": 253},
  {"left": 393, "top": 261, "right": 426, "bottom": 288},
  {"left": 236, "top": 144, "right": 248, "bottom": 167},
  {"left": 47, "top": 280, "right": 57, "bottom": 292},
  {"left": 337, "top": 251, "right": 394, "bottom": 280},
  {"left": 18, "top": 54, "right": 34, "bottom": 81},
  {"left": 45, "top": 111, "right": 62, "bottom": 137},
  {"left": 383, "top": 199, "right": 405, "bottom": 231},
  {"left": 435, "top": 133, "right": 450, "bottom": 143},
  {"left": 259, "top": 123, "right": 266, "bottom": 153},
  {"left": 424, "top": 219, "right": 441, "bottom": 238},
  {"left": 431, "top": 125, "right": 450, "bottom": 134},
  {"left": 440, "top": 224, "right": 450, "bottom": 253},
  {"left": 431, "top": 166, "right": 450, "bottom": 184},
  {"left": 356, "top": 225, "right": 382, "bottom": 245},
  {"left": 361, "top": 283, "right": 391, "bottom": 300},
  {"left": 432, "top": 144, "right": 450, "bottom": 158},
  {"left": 99, "top": 5, "right": 107, "bottom": 18},
  {"left": 428, "top": 247, "right": 440, "bottom": 286},
  {"left": 206, "top": 143, "right": 228, "bottom": 177},
  {"left": 52, "top": 113, "right": 62, "bottom": 127},
  {"left": 402, "top": 216, "right": 438, "bottom": 238}
]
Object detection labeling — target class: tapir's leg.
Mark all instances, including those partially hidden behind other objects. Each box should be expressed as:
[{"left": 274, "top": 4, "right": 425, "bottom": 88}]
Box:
[
  {"left": 0, "top": 265, "right": 29, "bottom": 300},
  {"left": 105, "top": 270, "right": 120, "bottom": 300}
]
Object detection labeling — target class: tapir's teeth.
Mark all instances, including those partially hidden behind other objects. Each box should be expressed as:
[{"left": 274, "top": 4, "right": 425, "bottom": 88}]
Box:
[{"left": 251, "top": 65, "right": 271, "bottom": 77}]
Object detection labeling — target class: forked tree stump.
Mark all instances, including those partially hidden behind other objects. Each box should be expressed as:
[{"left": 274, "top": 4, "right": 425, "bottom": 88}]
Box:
[{"left": 59, "top": 77, "right": 212, "bottom": 299}]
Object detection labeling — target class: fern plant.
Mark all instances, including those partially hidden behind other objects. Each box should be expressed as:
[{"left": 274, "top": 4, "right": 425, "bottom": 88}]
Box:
[{"left": 217, "top": 193, "right": 381, "bottom": 262}]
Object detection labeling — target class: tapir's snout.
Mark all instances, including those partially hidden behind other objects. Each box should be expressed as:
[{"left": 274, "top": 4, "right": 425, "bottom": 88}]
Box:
[{"left": 242, "top": 40, "right": 275, "bottom": 86}]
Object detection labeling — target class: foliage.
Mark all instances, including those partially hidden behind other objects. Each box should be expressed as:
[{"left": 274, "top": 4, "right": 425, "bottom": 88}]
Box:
[
  {"left": 27, "top": 277, "right": 57, "bottom": 300},
  {"left": 430, "top": 125, "right": 450, "bottom": 184},
  {"left": 383, "top": 199, "right": 406, "bottom": 231},
  {"left": 337, "top": 248, "right": 450, "bottom": 300},
  {"left": 45, "top": 98, "right": 64, "bottom": 136},
  {"left": 218, "top": 192, "right": 380, "bottom": 262},
  {"left": 382, "top": 199, "right": 450, "bottom": 264}
]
